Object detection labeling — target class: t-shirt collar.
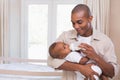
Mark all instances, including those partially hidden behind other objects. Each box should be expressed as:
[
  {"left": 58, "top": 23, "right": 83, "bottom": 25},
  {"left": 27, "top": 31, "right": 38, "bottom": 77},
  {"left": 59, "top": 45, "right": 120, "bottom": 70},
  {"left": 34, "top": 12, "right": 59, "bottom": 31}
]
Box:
[{"left": 69, "top": 29, "right": 101, "bottom": 41}]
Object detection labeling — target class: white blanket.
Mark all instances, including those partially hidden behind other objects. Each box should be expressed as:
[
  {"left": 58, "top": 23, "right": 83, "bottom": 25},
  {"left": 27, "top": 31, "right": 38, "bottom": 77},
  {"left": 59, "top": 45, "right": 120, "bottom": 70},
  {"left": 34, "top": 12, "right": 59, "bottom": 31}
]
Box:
[{"left": 0, "top": 63, "right": 62, "bottom": 80}]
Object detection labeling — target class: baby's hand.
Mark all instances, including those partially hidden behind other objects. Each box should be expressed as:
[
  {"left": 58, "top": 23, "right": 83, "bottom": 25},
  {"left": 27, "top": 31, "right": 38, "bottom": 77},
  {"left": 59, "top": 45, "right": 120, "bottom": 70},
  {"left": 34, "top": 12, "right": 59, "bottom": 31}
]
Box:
[{"left": 79, "top": 57, "right": 89, "bottom": 64}]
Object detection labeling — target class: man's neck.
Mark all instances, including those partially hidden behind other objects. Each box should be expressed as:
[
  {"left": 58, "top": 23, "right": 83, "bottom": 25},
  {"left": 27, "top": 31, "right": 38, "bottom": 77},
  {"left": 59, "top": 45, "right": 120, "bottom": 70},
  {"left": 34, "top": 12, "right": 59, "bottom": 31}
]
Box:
[
  {"left": 78, "top": 28, "right": 93, "bottom": 37},
  {"left": 85, "top": 28, "right": 93, "bottom": 37}
]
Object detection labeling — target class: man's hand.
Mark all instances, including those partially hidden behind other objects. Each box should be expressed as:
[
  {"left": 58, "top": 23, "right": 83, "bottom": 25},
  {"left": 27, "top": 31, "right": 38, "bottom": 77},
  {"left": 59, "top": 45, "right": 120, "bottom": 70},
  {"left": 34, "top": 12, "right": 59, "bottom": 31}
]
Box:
[
  {"left": 79, "top": 63, "right": 99, "bottom": 80},
  {"left": 79, "top": 43, "right": 98, "bottom": 60},
  {"left": 100, "top": 75, "right": 109, "bottom": 80}
]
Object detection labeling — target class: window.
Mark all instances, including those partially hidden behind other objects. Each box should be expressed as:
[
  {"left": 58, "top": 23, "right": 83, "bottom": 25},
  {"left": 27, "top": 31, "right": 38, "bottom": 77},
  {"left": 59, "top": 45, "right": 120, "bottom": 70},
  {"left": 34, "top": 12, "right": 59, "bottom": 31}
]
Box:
[
  {"left": 28, "top": 5, "right": 48, "bottom": 60},
  {"left": 57, "top": 5, "right": 75, "bottom": 37},
  {"left": 21, "top": 0, "right": 83, "bottom": 63}
]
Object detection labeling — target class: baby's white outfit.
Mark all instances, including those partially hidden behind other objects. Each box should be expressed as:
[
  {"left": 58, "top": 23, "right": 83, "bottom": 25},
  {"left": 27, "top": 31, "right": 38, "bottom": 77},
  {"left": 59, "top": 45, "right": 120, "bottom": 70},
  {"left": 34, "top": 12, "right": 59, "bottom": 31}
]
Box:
[{"left": 64, "top": 35, "right": 102, "bottom": 80}]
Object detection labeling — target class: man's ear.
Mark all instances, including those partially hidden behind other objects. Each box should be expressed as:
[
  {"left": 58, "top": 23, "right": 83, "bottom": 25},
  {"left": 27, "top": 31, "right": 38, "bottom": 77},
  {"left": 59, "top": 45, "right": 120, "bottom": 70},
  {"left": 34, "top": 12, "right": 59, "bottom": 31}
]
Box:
[{"left": 88, "top": 16, "right": 93, "bottom": 22}]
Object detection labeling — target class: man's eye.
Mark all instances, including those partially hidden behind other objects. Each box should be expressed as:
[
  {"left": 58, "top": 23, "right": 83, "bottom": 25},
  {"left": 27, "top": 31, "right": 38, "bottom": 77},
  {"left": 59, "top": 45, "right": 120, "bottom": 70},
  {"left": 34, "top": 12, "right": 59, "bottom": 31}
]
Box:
[
  {"left": 77, "top": 20, "right": 82, "bottom": 24},
  {"left": 72, "top": 22, "right": 75, "bottom": 25}
]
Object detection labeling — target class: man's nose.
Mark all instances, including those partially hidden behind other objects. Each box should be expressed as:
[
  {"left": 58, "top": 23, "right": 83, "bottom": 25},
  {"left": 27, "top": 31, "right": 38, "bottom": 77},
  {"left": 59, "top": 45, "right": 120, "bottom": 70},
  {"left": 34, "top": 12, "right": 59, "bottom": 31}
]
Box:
[{"left": 74, "top": 23, "right": 79, "bottom": 29}]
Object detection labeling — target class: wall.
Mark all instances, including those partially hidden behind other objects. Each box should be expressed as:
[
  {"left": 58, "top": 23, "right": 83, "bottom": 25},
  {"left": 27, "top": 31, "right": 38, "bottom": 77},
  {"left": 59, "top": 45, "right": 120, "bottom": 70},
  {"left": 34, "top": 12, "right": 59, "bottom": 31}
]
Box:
[
  {"left": 9, "top": 0, "right": 21, "bottom": 57},
  {"left": 110, "top": 0, "right": 120, "bottom": 79},
  {"left": 110, "top": 0, "right": 120, "bottom": 64}
]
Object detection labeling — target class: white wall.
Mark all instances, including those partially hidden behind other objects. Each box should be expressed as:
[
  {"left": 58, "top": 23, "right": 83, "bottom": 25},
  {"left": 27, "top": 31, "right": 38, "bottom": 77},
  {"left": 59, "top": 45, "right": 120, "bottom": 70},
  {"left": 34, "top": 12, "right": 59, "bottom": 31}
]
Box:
[
  {"left": 110, "top": 0, "right": 120, "bottom": 64},
  {"left": 110, "top": 0, "right": 120, "bottom": 79},
  {"left": 9, "top": 0, "right": 21, "bottom": 57}
]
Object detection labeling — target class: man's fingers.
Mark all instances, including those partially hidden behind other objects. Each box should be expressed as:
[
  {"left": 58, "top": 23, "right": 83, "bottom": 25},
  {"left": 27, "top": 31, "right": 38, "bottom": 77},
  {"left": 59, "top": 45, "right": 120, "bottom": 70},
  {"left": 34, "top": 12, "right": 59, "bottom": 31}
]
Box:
[
  {"left": 89, "top": 75, "right": 95, "bottom": 80},
  {"left": 81, "top": 43, "right": 91, "bottom": 47}
]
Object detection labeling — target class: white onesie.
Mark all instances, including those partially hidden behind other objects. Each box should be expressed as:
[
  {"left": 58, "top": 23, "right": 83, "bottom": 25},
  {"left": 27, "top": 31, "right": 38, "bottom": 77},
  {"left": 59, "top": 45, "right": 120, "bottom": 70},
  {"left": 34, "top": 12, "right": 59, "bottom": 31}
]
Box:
[
  {"left": 65, "top": 51, "right": 102, "bottom": 80},
  {"left": 65, "top": 35, "right": 102, "bottom": 80}
]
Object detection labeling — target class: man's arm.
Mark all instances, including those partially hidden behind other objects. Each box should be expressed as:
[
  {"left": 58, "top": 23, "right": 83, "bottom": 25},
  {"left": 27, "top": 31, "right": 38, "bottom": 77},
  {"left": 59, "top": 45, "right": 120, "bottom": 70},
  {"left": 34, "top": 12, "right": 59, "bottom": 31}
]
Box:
[
  {"left": 93, "top": 55, "right": 114, "bottom": 78},
  {"left": 80, "top": 43, "right": 115, "bottom": 78},
  {"left": 57, "top": 61, "right": 81, "bottom": 71},
  {"left": 57, "top": 61, "right": 99, "bottom": 79},
  {"left": 48, "top": 54, "right": 99, "bottom": 79}
]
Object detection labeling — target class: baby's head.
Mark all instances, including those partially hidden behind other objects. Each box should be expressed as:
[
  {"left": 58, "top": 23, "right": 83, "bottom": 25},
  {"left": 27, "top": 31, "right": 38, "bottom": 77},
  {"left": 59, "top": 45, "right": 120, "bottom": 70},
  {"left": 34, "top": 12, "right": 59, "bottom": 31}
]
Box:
[{"left": 49, "top": 42, "right": 71, "bottom": 59}]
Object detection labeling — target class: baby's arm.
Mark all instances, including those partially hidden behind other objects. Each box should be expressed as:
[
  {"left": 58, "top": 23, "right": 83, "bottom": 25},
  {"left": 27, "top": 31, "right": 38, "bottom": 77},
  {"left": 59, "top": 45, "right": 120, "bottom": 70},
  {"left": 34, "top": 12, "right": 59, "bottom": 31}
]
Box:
[{"left": 79, "top": 57, "right": 89, "bottom": 65}]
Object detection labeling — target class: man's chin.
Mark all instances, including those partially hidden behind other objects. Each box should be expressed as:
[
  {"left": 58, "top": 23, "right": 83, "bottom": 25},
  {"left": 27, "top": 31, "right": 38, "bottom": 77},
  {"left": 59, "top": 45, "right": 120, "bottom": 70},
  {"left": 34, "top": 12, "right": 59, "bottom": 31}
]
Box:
[
  {"left": 78, "top": 33, "right": 84, "bottom": 36},
  {"left": 78, "top": 32, "right": 84, "bottom": 36}
]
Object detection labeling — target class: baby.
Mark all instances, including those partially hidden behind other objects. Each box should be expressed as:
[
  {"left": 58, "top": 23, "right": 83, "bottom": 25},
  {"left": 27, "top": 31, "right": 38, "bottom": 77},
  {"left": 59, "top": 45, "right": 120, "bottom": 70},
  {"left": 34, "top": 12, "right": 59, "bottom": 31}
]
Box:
[{"left": 49, "top": 41, "right": 103, "bottom": 80}]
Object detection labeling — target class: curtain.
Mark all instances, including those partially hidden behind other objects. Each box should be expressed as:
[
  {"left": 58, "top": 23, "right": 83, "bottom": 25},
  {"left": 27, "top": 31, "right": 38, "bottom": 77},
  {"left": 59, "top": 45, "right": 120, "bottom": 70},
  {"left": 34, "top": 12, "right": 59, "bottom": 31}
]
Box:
[
  {"left": 83, "top": 0, "right": 110, "bottom": 36},
  {"left": 0, "top": 0, "right": 9, "bottom": 58}
]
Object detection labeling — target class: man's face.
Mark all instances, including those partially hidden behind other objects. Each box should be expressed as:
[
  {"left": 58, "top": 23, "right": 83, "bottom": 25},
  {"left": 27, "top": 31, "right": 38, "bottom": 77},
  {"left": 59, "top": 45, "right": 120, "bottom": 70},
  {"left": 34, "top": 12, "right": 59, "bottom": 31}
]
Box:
[{"left": 71, "top": 11, "right": 93, "bottom": 37}]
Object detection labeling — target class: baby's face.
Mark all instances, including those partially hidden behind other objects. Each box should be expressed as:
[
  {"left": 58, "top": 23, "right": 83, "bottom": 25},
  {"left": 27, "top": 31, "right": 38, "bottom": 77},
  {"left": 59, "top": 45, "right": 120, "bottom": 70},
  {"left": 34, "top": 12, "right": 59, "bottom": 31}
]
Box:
[{"left": 55, "top": 42, "right": 71, "bottom": 58}]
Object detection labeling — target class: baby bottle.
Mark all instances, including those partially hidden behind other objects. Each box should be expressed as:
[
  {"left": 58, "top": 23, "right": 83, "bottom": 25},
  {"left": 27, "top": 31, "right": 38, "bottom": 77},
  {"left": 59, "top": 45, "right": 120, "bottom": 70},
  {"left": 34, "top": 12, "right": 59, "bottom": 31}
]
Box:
[{"left": 70, "top": 41, "right": 83, "bottom": 52}]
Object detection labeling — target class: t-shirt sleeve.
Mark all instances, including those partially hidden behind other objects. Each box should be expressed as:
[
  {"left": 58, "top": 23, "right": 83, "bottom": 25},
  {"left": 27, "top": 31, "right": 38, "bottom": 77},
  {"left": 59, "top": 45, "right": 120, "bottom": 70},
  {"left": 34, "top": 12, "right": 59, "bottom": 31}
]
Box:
[{"left": 103, "top": 38, "right": 119, "bottom": 76}]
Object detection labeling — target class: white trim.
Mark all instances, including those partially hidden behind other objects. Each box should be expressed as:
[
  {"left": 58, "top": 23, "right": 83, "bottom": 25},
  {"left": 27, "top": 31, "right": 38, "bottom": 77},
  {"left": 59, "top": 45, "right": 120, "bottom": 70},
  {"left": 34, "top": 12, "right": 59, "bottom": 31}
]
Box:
[
  {"left": 2, "top": 0, "right": 9, "bottom": 58},
  {"left": 0, "top": 69, "right": 62, "bottom": 76},
  {"left": 0, "top": 57, "right": 47, "bottom": 63},
  {"left": 48, "top": 1, "right": 57, "bottom": 47},
  {"left": 0, "top": 0, "right": 4, "bottom": 57},
  {"left": 21, "top": 0, "right": 28, "bottom": 58},
  {"left": 54, "top": 0, "right": 83, "bottom": 4},
  {"left": 0, "top": 57, "right": 62, "bottom": 76},
  {"left": 9, "top": 0, "right": 21, "bottom": 58}
]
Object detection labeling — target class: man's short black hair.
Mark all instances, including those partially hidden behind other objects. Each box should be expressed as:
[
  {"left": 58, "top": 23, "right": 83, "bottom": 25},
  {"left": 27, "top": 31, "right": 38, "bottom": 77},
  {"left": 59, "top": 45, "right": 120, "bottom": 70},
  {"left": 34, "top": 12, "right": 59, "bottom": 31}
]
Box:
[{"left": 72, "top": 4, "right": 92, "bottom": 18}]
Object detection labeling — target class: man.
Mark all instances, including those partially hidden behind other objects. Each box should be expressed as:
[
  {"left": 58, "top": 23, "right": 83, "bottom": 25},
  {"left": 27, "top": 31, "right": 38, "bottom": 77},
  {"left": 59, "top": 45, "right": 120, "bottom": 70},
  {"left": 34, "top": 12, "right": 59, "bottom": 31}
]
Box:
[{"left": 48, "top": 4, "right": 118, "bottom": 80}]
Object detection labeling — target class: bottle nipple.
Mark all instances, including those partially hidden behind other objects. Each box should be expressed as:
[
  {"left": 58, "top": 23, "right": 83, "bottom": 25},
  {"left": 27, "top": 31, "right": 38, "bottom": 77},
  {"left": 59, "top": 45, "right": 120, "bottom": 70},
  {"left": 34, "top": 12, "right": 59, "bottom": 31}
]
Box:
[
  {"left": 70, "top": 42, "right": 81, "bottom": 51},
  {"left": 70, "top": 42, "right": 86, "bottom": 52}
]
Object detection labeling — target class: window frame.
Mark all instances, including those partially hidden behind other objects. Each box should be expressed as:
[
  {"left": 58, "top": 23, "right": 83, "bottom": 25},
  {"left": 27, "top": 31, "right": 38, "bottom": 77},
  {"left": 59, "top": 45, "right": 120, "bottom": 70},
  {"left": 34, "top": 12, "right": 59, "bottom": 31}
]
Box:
[{"left": 21, "top": 0, "right": 83, "bottom": 60}]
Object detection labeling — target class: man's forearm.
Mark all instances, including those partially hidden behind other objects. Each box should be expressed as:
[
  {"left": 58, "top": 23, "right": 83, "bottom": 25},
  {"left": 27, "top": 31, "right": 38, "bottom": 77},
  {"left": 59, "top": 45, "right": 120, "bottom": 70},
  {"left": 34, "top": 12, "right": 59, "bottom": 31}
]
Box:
[
  {"left": 94, "top": 55, "right": 114, "bottom": 78},
  {"left": 56, "top": 61, "right": 82, "bottom": 71},
  {"left": 57, "top": 61, "right": 102, "bottom": 79}
]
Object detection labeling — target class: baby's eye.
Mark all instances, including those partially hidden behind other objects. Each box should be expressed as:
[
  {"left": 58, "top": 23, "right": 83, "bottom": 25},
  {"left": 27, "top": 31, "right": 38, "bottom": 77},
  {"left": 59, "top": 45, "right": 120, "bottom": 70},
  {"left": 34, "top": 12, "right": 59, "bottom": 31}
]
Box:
[
  {"left": 63, "top": 44, "right": 67, "bottom": 49},
  {"left": 64, "top": 45, "right": 66, "bottom": 49}
]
